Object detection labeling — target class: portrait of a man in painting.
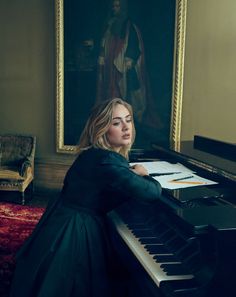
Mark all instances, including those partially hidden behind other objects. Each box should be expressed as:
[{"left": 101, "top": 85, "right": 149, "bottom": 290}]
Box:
[{"left": 57, "top": 0, "right": 184, "bottom": 152}]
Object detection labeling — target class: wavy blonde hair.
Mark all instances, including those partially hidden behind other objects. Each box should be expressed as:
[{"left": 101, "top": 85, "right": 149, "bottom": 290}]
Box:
[{"left": 77, "top": 98, "right": 136, "bottom": 159}]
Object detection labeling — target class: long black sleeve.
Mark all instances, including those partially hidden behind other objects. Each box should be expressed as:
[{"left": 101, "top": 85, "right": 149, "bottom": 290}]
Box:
[{"left": 100, "top": 152, "right": 162, "bottom": 202}]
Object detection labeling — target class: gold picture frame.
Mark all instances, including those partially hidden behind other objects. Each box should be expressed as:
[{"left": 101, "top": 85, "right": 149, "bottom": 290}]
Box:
[{"left": 56, "top": 0, "right": 187, "bottom": 154}]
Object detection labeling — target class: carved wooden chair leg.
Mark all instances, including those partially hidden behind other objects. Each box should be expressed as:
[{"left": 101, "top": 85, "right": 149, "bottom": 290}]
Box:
[
  {"left": 21, "top": 191, "right": 25, "bottom": 205},
  {"left": 30, "top": 181, "right": 34, "bottom": 200}
]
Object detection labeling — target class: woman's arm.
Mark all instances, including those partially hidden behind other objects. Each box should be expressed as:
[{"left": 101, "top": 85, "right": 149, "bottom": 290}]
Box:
[{"left": 100, "top": 154, "right": 162, "bottom": 202}]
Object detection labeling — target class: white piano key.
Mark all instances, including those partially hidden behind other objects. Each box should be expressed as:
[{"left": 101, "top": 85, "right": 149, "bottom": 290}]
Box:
[{"left": 109, "top": 211, "right": 194, "bottom": 287}]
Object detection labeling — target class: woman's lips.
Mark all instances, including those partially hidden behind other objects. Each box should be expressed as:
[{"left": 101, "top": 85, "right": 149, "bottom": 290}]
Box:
[{"left": 122, "top": 134, "right": 131, "bottom": 139}]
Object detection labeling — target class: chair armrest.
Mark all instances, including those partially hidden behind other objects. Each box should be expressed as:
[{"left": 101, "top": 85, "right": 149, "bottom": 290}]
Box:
[{"left": 19, "top": 158, "right": 32, "bottom": 177}]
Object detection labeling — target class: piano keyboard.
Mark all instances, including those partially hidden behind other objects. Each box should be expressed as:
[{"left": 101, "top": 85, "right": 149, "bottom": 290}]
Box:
[{"left": 108, "top": 211, "right": 194, "bottom": 287}]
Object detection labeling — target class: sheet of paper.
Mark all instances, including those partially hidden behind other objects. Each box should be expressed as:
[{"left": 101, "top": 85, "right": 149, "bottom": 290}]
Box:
[
  {"left": 129, "top": 161, "right": 194, "bottom": 174},
  {"left": 153, "top": 173, "right": 218, "bottom": 190}
]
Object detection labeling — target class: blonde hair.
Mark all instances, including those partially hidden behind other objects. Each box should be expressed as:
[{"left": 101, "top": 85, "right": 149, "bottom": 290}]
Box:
[{"left": 77, "top": 98, "right": 136, "bottom": 159}]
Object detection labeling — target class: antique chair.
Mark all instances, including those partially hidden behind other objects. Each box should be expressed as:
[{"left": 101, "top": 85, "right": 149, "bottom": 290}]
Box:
[{"left": 0, "top": 134, "right": 36, "bottom": 205}]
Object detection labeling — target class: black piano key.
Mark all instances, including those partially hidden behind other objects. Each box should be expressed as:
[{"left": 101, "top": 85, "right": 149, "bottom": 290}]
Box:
[
  {"left": 152, "top": 222, "right": 170, "bottom": 234},
  {"left": 176, "top": 240, "right": 199, "bottom": 261},
  {"left": 161, "top": 263, "right": 191, "bottom": 275},
  {"left": 128, "top": 217, "right": 162, "bottom": 230},
  {"left": 153, "top": 254, "right": 178, "bottom": 263},
  {"left": 131, "top": 229, "right": 154, "bottom": 238},
  {"left": 144, "top": 244, "right": 169, "bottom": 254},
  {"left": 139, "top": 237, "right": 162, "bottom": 244},
  {"left": 127, "top": 223, "right": 146, "bottom": 229},
  {"left": 167, "top": 236, "right": 187, "bottom": 252},
  {"left": 158, "top": 229, "right": 177, "bottom": 242}
]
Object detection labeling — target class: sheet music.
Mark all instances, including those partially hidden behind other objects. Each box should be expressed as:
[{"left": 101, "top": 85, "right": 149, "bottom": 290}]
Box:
[
  {"left": 129, "top": 161, "right": 194, "bottom": 174},
  {"left": 153, "top": 173, "right": 218, "bottom": 190},
  {"left": 129, "top": 161, "right": 218, "bottom": 189}
]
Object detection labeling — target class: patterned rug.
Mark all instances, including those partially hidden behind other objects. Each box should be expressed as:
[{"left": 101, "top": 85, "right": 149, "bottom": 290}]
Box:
[{"left": 0, "top": 202, "right": 45, "bottom": 297}]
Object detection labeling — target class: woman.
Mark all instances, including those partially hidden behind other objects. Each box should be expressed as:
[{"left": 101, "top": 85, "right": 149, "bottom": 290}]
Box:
[{"left": 10, "top": 98, "right": 162, "bottom": 297}]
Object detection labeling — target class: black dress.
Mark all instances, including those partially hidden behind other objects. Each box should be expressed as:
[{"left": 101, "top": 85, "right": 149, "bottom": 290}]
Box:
[{"left": 10, "top": 148, "right": 161, "bottom": 297}]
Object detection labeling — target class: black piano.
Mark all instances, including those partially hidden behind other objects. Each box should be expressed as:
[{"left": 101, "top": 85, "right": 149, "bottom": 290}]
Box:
[{"left": 108, "top": 136, "right": 236, "bottom": 297}]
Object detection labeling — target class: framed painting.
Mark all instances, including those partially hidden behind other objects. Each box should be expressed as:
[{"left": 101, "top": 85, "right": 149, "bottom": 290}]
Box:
[{"left": 56, "top": 0, "right": 187, "bottom": 153}]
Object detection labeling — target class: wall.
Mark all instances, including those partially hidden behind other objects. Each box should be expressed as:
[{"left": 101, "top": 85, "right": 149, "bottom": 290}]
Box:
[
  {"left": 181, "top": 0, "right": 236, "bottom": 143},
  {"left": 0, "top": 0, "right": 56, "bottom": 159},
  {"left": 0, "top": 0, "right": 74, "bottom": 192}
]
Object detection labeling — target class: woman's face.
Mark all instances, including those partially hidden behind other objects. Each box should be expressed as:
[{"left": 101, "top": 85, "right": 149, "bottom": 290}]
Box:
[{"left": 106, "top": 104, "right": 133, "bottom": 151}]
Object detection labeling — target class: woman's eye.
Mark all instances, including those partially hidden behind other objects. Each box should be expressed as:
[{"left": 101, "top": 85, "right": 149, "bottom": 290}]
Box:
[
  {"left": 126, "top": 119, "right": 132, "bottom": 123},
  {"left": 112, "top": 122, "right": 120, "bottom": 126}
]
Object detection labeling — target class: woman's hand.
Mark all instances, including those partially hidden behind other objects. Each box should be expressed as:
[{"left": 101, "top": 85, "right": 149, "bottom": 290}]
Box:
[{"left": 130, "top": 164, "right": 149, "bottom": 176}]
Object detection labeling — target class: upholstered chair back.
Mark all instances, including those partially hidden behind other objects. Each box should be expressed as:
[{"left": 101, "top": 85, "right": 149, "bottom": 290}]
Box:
[{"left": 0, "top": 135, "right": 35, "bottom": 167}]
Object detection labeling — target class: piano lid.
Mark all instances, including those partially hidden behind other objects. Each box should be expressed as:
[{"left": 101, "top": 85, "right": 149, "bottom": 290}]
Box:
[
  {"left": 153, "top": 136, "right": 236, "bottom": 182},
  {"left": 193, "top": 135, "right": 236, "bottom": 162}
]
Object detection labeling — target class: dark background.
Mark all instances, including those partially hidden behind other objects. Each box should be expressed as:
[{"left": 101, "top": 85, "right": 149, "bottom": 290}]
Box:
[{"left": 64, "top": 0, "right": 176, "bottom": 148}]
